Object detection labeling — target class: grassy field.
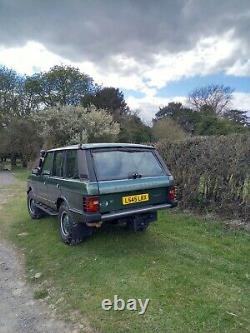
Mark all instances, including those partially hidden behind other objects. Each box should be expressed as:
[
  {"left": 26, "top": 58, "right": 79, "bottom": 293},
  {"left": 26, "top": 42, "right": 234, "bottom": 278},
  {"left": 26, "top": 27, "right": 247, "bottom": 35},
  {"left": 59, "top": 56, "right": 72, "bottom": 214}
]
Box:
[{"left": 0, "top": 170, "right": 249, "bottom": 333}]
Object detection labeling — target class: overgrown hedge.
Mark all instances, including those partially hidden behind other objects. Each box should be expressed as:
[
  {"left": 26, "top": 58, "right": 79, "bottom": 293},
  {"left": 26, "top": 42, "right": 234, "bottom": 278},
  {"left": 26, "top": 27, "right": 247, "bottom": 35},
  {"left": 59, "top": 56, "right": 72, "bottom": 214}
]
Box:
[{"left": 156, "top": 134, "right": 250, "bottom": 222}]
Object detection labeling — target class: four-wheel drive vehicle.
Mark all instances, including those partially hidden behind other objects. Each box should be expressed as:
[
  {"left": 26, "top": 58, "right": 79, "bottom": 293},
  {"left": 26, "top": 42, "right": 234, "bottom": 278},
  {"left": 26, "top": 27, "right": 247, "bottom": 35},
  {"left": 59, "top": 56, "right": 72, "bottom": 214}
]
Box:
[{"left": 27, "top": 143, "right": 177, "bottom": 245}]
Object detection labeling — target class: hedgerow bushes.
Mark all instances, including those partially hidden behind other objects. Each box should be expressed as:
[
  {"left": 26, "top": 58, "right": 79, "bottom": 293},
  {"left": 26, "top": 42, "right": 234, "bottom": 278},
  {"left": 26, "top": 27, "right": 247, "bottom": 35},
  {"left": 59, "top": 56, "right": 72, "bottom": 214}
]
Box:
[{"left": 156, "top": 134, "right": 250, "bottom": 222}]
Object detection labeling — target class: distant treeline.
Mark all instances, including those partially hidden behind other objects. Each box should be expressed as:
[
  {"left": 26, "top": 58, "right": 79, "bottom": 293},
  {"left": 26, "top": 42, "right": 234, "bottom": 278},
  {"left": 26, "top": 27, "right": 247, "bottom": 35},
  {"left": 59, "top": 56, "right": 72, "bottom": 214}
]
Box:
[{"left": 0, "top": 64, "right": 249, "bottom": 168}]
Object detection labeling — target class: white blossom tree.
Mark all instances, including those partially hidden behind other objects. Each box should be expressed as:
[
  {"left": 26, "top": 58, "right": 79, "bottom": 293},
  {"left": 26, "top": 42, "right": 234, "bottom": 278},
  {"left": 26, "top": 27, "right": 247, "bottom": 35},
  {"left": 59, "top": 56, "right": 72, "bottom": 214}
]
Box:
[{"left": 32, "top": 105, "right": 120, "bottom": 148}]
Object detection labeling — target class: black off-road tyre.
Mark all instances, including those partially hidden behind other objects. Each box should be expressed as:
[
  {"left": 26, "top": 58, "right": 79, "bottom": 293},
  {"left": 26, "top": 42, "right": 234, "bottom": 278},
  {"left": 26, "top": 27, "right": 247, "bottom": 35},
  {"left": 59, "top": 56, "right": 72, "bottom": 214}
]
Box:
[
  {"left": 58, "top": 203, "right": 93, "bottom": 245},
  {"left": 27, "top": 191, "right": 44, "bottom": 219}
]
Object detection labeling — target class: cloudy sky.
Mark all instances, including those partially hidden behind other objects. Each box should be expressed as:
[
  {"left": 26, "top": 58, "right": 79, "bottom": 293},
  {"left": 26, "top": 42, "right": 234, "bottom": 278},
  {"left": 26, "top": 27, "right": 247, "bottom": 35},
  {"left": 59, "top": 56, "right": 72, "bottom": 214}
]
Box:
[{"left": 0, "top": 0, "right": 250, "bottom": 121}]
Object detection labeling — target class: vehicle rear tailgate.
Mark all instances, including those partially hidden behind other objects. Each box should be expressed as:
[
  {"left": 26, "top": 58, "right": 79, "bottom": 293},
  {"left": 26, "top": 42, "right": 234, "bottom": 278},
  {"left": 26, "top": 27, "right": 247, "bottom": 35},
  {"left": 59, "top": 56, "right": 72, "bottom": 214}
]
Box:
[{"left": 98, "top": 176, "right": 173, "bottom": 213}]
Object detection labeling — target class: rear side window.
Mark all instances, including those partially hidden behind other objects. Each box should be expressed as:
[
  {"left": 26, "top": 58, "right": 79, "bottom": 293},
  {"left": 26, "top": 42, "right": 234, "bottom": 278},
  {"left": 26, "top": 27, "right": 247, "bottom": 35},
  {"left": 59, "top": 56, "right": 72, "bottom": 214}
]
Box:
[
  {"left": 42, "top": 152, "right": 53, "bottom": 175},
  {"left": 92, "top": 149, "right": 166, "bottom": 181},
  {"left": 53, "top": 151, "right": 64, "bottom": 177},
  {"left": 65, "top": 150, "right": 79, "bottom": 179}
]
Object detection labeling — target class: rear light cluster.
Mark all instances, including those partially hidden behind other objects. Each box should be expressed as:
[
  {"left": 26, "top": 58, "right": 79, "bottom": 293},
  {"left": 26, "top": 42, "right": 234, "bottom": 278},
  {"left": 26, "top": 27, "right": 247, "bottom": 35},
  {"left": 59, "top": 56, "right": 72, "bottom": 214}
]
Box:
[
  {"left": 167, "top": 186, "right": 177, "bottom": 202},
  {"left": 83, "top": 196, "right": 100, "bottom": 213}
]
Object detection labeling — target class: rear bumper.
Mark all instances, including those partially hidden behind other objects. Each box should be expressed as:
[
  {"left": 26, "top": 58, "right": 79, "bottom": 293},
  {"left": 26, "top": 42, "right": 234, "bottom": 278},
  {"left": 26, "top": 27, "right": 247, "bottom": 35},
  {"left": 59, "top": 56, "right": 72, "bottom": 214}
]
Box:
[
  {"left": 101, "top": 202, "right": 176, "bottom": 221},
  {"left": 71, "top": 202, "right": 177, "bottom": 224}
]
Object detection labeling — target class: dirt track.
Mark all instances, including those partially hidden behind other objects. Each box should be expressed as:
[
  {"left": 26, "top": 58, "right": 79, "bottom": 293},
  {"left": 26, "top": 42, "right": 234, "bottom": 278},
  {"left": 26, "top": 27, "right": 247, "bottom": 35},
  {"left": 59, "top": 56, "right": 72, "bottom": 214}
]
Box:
[{"left": 0, "top": 172, "right": 77, "bottom": 333}]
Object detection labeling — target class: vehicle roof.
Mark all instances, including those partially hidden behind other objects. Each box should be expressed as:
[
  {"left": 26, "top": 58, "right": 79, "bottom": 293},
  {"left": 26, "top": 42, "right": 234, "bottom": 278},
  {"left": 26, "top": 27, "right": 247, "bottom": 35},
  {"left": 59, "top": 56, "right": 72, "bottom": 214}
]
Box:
[{"left": 47, "top": 143, "right": 154, "bottom": 152}]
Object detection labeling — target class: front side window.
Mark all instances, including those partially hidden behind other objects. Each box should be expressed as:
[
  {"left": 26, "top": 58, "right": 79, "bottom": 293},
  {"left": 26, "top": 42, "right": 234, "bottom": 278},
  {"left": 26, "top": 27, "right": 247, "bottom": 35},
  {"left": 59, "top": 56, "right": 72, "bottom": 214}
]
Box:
[
  {"left": 53, "top": 151, "right": 64, "bottom": 177},
  {"left": 42, "top": 152, "right": 53, "bottom": 175},
  {"left": 65, "top": 150, "right": 79, "bottom": 179},
  {"left": 92, "top": 149, "right": 166, "bottom": 181}
]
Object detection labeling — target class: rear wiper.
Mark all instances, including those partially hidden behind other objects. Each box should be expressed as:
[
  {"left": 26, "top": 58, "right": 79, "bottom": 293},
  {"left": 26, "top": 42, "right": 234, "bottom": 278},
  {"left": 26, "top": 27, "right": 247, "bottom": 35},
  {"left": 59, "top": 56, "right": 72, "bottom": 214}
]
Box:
[{"left": 128, "top": 172, "right": 142, "bottom": 179}]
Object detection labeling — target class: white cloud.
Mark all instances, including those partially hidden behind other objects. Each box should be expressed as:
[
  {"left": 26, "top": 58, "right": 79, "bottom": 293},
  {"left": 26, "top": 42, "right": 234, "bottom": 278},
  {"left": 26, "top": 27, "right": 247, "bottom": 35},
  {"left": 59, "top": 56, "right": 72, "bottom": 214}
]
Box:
[
  {"left": 0, "top": 35, "right": 249, "bottom": 122},
  {"left": 126, "top": 95, "right": 187, "bottom": 123},
  {"left": 0, "top": 31, "right": 238, "bottom": 89},
  {"left": 226, "top": 59, "right": 250, "bottom": 76},
  {"left": 144, "top": 32, "right": 238, "bottom": 89},
  {"left": 0, "top": 41, "right": 64, "bottom": 74},
  {"left": 232, "top": 92, "right": 250, "bottom": 111}
]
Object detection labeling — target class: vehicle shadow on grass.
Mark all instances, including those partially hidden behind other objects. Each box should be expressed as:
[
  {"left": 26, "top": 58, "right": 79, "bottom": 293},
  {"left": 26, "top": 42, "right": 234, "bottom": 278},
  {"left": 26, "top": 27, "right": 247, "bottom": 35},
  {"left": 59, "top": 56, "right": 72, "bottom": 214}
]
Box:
[{"left": 80, "top": 221, "right": 168, "bottom": 256}]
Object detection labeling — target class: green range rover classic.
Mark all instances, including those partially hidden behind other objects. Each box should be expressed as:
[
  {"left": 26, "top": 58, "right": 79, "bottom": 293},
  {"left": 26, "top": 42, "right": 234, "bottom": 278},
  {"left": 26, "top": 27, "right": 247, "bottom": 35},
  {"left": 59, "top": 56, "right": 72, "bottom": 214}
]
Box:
[{"left": 27, "top": 143, "right": 177, "bottom": 245}]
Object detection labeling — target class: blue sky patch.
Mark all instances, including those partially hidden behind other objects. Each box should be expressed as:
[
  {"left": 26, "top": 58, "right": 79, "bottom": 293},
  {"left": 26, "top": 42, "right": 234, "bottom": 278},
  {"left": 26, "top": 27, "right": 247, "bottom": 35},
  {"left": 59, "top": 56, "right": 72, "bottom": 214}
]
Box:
[{"left": 156, "top": 73, "right": 250, "bottom": 97}]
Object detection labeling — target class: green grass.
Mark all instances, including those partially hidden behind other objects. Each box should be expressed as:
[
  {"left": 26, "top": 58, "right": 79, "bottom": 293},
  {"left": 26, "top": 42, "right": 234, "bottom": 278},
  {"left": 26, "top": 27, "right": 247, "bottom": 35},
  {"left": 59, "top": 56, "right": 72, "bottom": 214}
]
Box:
[
  {"left": 33, "top": 288, "right": 49, "bottom": 299},
  {"left": 11, "top": 167, "right": 30, "bottom": 181},
  {"left": 1, "top": 172, "right": 250, "bottom": 333}
]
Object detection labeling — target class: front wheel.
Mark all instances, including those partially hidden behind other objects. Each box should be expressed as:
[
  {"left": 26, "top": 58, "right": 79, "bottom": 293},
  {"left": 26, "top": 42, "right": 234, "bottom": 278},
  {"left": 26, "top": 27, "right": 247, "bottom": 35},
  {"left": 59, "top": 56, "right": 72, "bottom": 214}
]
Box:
[{"left": 58, "top": 204, "right": 93, "bottom": 245}]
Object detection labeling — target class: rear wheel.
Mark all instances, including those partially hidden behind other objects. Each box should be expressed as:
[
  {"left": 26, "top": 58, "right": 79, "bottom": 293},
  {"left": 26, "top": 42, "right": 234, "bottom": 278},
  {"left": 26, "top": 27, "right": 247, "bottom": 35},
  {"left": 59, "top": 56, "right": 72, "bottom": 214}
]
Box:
[
  {"left": 58, "top": 204, "right": 93, "bottom": 245},
  {"left": 127, "top": 216, "right": 150, "bottom": 232},
  {"left": 27, "top": 191, "right": 44, "bottom": 219}
]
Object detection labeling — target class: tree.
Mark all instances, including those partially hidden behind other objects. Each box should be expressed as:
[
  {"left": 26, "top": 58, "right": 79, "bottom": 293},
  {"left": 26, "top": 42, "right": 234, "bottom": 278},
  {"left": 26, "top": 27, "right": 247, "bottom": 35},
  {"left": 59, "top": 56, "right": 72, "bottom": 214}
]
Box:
[
  {"left": 82, "top": 87, "right": 129, "bottom": 121},
  {"left": 118, "top": 113, "right": 152, "bottom": 143},
  {"left": 153, "top": 101, "right": 247, "bottom": 136},
  {"left": 223, "top": 109, "right": 249, "bottom": 127},
  {"left": 188, "top": 84, "right": 233, "bottom": 115},
  {"left": 5, "top": 119, "right": 43, "bottom": 167},
  {"left": 154, "top": 102, "right": 200, "bottom": 133},
  {"left": 0, "top": 128, "right": 8, "bottom": 161},
  {"left": 155, "top": 102, "right": 183, "bottom": 120},
  {"left": 32, "top": 105, "right": 120, "bottom": 147},
  {"left": 77, "top": 107, "right": 120, "bottom": 143},
  {"left": 26, "top": 65, "right": 97, "bottom": 108},
  {"left": 193, "top": 106, "right": 247, "bottom": 135},
  {"left": 0, "top": 66, "right": 29, "bottom": 127},
  {"left": 152, "top": 118, "right": 187, "bottom": 142}
]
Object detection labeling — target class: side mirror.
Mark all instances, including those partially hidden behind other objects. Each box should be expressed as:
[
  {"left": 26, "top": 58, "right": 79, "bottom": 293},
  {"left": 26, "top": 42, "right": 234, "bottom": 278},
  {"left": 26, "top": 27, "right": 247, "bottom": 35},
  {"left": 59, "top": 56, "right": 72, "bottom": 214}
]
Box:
[
  {"left": 32, "top": 167, "right": 40, "bottom": 175},
  {"left": 40, "top": 150, "right": 46, "bottom": 158}
]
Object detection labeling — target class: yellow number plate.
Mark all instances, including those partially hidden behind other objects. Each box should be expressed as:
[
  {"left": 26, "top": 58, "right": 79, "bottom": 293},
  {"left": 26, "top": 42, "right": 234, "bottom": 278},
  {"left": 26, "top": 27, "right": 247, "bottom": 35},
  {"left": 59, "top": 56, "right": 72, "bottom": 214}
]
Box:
[{"left": 122, "top": 193, "right": 149, "bottom": 205}]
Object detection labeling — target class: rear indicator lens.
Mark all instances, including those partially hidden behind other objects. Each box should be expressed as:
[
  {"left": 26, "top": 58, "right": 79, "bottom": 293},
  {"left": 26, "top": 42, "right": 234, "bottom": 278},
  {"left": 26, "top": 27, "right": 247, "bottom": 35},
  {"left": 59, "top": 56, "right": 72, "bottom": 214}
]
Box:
[
  {"left": 167, "top": 186, "right": 176, "bottom": 202},
  {"left": 83, "top": 196, "right": 100, "bottom": 213}
]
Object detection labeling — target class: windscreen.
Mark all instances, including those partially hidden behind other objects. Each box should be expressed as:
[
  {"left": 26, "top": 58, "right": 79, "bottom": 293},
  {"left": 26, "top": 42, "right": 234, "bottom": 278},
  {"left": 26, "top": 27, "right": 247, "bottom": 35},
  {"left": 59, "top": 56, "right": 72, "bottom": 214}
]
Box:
[{"left": 92, "top": 149, "right": 166, "bottom": 181}]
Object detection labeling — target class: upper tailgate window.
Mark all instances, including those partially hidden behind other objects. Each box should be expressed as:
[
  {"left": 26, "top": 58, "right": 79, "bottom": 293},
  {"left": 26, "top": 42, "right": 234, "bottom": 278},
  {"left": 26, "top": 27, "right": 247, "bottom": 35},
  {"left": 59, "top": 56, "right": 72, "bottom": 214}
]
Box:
[{"left": 92, "top": 149, "right": 165, "bottom": 181}]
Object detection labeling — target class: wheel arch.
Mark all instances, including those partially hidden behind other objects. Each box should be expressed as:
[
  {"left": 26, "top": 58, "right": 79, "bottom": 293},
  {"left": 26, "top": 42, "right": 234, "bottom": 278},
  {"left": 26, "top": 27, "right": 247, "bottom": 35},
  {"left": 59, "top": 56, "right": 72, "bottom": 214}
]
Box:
[
  {"left": 56, "top": 196, "right": 69, "bottom": 211},
  {"left": 27, "top": 186, "right": 32, "bottom": 194}
]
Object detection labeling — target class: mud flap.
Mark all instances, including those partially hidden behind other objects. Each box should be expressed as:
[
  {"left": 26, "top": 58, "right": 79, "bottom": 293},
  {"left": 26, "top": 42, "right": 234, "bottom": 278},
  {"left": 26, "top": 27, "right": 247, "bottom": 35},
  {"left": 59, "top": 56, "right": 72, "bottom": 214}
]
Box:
[{"left": 70, "top": 223, "right": 93, "bottom": 239}]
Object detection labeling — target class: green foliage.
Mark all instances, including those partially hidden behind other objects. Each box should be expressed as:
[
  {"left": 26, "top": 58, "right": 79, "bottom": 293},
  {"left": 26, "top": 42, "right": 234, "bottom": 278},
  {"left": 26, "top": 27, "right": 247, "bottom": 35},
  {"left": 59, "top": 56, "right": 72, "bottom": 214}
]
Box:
[
  {"left": 0, "top": 128, "right": 8, "bottom": 157},
  {"left": 223, "top": 109, "right": 249, "bottom": 127},
  {"left": 156, "top": 134, "right": 250, "bottom": 221},
  {"left": 0, "top": 66, "right": 30, "bottom": 127},
  {"left": 152, "top": 118, "right": 188, "bottom": 142},
  {"left": 118, "top": 113, "right": 152, "bottom": 143},
  {"left": 154, "top": 102, "right": 249, "bottom": 136},
  {"left": 155, "top": 102, "right": 202, "bottom": 133},
  {"left": 25, "top": 65, "right": 97, "bottom": 107},
  {"left": 155, "top": 102, "right": 184, "bottom": 120},
  {"left": 4, "top": 119, "right": 43, "bottom": 167},
  {"left": 195, "top": 112, "right": 248, "bottom": 135},
  {"left": 82, "top": 87, "right": 129, "bottom": 121}
]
